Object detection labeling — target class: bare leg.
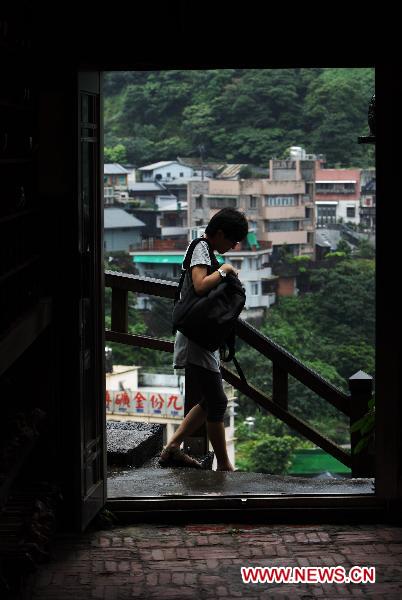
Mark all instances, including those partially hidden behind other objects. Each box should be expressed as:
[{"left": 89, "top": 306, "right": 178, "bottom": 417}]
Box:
[
  {"left": 207, "top": 421, "right": 234, "bottom": 471},
  {"left": 165, "top": 403, "right": 207, "bottom": 449}
]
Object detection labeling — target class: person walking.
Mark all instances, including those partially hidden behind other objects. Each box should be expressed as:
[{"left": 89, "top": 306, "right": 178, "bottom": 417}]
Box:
[{"left": 159, "top": 207, "right": 248, "bottom": 471}]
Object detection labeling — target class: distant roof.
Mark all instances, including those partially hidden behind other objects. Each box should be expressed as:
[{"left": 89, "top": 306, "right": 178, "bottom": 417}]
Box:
[
  {"left": 177, "top": 156, "right": 223, "bottom": 170},
  {"left": 315, "top": 228, "right": 342, "bottom": 250},
  {"left": 138, "top": 161, "right": 177, "bottom": 171},
  {"left": 104, "top": 163, "right": 130, "bottom": 175},
  {"left": 104, "top": 208, "right": 146, "bottom": 229},
  {"left": 217, "top": 164, "right": 248, "bottom": 179},
  {"left": 129, "top": 183, "right": 161, "bottom": 192}
]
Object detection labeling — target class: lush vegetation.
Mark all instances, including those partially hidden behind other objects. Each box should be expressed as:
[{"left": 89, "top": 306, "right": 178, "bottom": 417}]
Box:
[{"left": 104, "top": 68, "right": 374, "bottom": 169}]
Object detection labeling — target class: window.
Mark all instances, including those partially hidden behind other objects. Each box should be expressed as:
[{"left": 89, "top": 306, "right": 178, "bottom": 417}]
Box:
[
  {"left": 166, "top": 172, "right": 171, "bottom": 178},
  {"left": 265, "top": 196, "right": 298, "bottom": 206},
  {"left": 307, "top": 232, "right": 314, "bottom": 245},
  {"left": 230, "top": 260, "right": 242, "bottom": 270},
  {"left": 347, "top": 207, "right": 356, "bottom": 218},
  {"left": 317, "top": 205, "right": 336, "bottom": 226},
  {"left": 195, "top": 195, "right": 203, "bottom": 209},
  {"left": 265, "top": 220, "right": 299, "bottom": 232},
  {"left": 180, "top": 172, "right": 184, "bottom": 177},
  {"left": 316, "top": 183, "right": 355, "bottom": 194},
  {"left": 251, "top": 282, "right": 259, "bottom": 296},
  {"left": 208, "top": 196, "right": 238, "bottom": 209},
  {"left": 119, "top": 175, "right": 126, "bottom": 184},
  {"left": 249, "top": 196, "right": 257, "bottom": 208}
]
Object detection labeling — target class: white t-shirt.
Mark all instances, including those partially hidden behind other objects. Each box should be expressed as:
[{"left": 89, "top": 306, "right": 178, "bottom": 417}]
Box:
[{"left": 172, "top": 240, "right": 221, "bottom": 372}]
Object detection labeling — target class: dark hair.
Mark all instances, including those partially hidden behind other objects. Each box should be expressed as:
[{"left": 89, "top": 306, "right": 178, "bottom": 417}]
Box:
[{"left": 205, "top": 207, "right": 248, "bottom": 242}]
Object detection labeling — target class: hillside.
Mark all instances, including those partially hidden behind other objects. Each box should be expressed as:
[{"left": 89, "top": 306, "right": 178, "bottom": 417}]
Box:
[{"left": 104, "top": 68, "right": 375, "bottom": 169}]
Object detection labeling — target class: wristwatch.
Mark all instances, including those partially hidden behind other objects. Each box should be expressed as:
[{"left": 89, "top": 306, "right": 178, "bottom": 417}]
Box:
[{"left": 218, "top": 268, "right": 227, "bottom": 278}]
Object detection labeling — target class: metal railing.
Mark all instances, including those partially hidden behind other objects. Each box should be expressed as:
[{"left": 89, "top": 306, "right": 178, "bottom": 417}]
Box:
[{"left": 105, "top": 271, "right": 374, "bottom": 476}]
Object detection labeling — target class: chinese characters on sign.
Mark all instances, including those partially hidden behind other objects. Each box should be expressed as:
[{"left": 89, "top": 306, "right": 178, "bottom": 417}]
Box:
[{"left": 106, "top": 390, "right": 184, "bottom": 418}]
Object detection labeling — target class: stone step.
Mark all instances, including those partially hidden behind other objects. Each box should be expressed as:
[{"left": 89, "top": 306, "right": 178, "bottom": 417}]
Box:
[{"left": 106, "top": 421, "right": 163, "bottom": 468}]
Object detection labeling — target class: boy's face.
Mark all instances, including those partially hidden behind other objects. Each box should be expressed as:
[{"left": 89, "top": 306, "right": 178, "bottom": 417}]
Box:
[{"left": 212, "top": 229, "right": 239, "bottom": 254}]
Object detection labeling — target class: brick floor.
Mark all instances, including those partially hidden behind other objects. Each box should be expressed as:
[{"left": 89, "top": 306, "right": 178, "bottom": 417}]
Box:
[{"left": 28, "top": 523, "right": 402, "bottom": 599}]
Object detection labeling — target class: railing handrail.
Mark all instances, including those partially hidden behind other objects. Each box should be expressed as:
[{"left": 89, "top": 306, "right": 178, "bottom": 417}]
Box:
[{"left": 105, "top": 270, "right": 349, "bottom": 413}]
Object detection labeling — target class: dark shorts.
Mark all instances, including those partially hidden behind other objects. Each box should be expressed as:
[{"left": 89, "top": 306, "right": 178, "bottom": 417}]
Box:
[{"left": 184, "top": 363, "right": 228, "bottom": 423}]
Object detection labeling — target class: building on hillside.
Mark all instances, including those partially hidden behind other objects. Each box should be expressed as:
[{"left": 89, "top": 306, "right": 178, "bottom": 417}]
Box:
[
  {"left": 187, "top": 158, "right": 316, "bottom": 260},
  {"left": 224, "top": 232, "right": 277, "bottom": 319},
  {"left": 104, "top": 207, "right": 145, "bottom": 252},
  {"left": 104, "top": 163, "right": 130, "bottom": 204},
  {"left": 360, "top": 168, "right": 376, "bottom": 233},
  {"left": 138, "top": 161, "right": 194, "bottom": 182},
  {"left": 315, "top": 163, "right": 361, "bottom": 228}
]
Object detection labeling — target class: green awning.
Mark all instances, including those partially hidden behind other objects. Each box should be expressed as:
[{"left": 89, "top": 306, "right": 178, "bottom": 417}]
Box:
[
  {"left": 133, "top": 254, "right": 224, "bottom": 265},
  {"left": 133, "top": 255, "right": 183, "bottom": 264},
  {"left": 247, "top": 231, "right": 260, "bottom": 249}
]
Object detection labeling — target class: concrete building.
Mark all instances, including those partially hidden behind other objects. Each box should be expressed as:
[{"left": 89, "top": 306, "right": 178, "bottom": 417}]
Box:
[
  {"left": 187, "top": 159, "right": 316, "bottom": 260},
  {"left": 104, "top": 208, "right": 146, "bottom": 252},
  {"left": 138, "top": 160, "right": 194, "bottom": 182},
  {"left": 315, "top": 163, "right": 361, "bottom": 228},
  {"left": 224, "top": 234, "right": 277, "bottom": 319},
  {"left": 360, "top": 168, "right": 376, "bottom": 233},
  {"left": 104, "top": 163, "right": 130, "bottom": 204}
]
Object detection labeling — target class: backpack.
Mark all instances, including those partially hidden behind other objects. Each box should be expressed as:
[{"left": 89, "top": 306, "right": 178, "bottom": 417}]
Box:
[{"left": 172, "top": 237, "right": 247, "bottom": 383}]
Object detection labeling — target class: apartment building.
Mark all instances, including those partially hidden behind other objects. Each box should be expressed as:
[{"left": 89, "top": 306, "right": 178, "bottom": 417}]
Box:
[
  {"left": 315, "top": 163, "right": 361, "bottom": 228},
  {"left": 187, "top": 158, "right": 316, "bottom": 260},
  {"left": 104, "top": 163, "right": 130, "bottom": 204}
]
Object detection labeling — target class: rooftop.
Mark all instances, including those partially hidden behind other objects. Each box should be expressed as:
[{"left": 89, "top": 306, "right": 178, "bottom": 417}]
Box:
[
  {"left": 104, "top": 163, "right": 130, "bottom": 175},
  {"left": 139, "top": 161, "right": 178, "bottom": 171},
  {"left": 104, "top": 208, "right": 146, "bottom": 229}
]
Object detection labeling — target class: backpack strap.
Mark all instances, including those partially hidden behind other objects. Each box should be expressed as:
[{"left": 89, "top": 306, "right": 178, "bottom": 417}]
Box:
[
  {"left": 219, "top": 330, "right": 248, "bottom": 384},
  {"left": 174, "top": 237, "right": 218, "bottom": 305}
]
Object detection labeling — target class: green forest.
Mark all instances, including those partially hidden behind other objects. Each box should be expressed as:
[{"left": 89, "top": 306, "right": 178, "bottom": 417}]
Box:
[{"left": 104, "top": 68, "right": 375, "bottom": 168}]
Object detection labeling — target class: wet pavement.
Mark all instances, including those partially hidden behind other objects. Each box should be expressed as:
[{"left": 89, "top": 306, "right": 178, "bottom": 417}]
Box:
[{"left": 107, "top": 467, "right": 375, "bottom": 498}]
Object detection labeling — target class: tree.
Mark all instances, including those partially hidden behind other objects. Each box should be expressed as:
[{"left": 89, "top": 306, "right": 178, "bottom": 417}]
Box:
[
  {"left": 104, "top": 143, "right": 127, "bottom": 163},
  {"left": 355, "top": 238, "right": 375, "bottom": 259},
  {"left": 336, "top": 239, "right": 352, "bottom": 256},
  {"left": 104, "top": 68, "right": 375, "bottom": 168},
  {"left": 249, "top": 435, "right": 298, "bottom": 475}
]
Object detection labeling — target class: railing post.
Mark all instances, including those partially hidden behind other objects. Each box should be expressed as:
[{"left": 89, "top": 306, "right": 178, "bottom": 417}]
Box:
[
  {"left": 111, "top": 288, "right": 128, "bottom": 333},
  {"left": 349, "top": 370, "right": 374, "bottom": 477},
  {"left": 273, "top": 363, "right": 288, "bottom": 410}
]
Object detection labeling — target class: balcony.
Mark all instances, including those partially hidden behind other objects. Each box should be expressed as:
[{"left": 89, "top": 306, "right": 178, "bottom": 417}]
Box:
[
  {"left": 303, "top": 219, "right": 315, "bottom": 232},
  {"left": 238, "top": 267, "right": 272, "bottom": 280},
  {"left": 129, "top": 239, "right": 189, "bottom": 251},
  {"left": 104, "top": 271, "right": 374, "bottom": 504},
  {"left": 245, "top": 294, "right": 271, "bottom": 308},
  {"left": 263, "top": 206, "right": 305, "bottom": 219}
]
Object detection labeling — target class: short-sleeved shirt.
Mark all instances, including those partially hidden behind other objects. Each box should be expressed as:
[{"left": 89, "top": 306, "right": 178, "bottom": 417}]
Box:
[{"left": 173, "top": 240, "right": 221, "bottom": 373}]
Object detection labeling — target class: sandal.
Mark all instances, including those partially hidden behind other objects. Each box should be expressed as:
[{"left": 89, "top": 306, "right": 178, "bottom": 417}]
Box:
[{"left": 159, "top": 445, "right": 203, "bottom": 469}]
